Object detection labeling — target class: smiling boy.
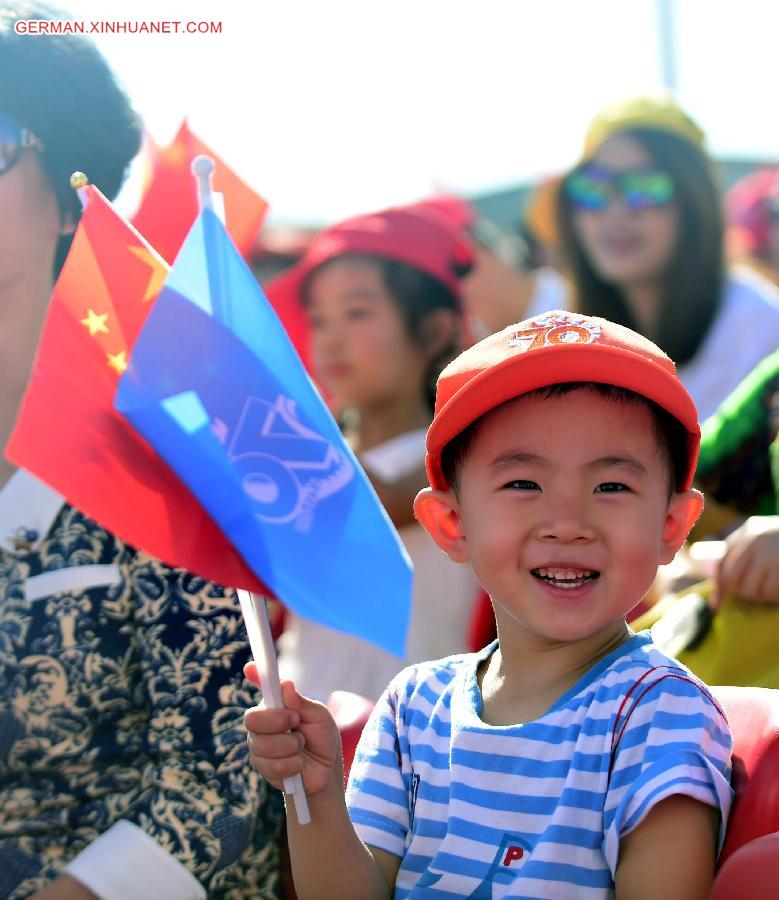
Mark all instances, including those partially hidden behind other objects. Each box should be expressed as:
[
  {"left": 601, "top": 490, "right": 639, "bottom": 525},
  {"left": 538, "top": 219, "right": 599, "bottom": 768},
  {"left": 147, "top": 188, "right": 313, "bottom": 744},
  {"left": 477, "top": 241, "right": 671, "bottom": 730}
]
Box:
[{"left": 245, "top": 310, "right": 733, "bottom": 899}]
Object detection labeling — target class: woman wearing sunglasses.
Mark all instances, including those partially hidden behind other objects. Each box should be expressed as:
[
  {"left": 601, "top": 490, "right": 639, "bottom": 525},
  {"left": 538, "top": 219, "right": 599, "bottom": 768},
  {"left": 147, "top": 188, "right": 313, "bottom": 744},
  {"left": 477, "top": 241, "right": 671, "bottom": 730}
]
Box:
[
  {"left": 0, "top": 4, "right": 282, "bottom": 899},
  {"left": 556, "top": 95, "right": 779, "bottom": 422}
]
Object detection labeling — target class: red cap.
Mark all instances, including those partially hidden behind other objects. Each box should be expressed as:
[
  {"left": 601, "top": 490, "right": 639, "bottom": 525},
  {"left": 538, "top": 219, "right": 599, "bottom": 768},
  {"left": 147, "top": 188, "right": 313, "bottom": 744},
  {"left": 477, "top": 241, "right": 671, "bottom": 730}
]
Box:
[
  {"left": 426, "top": 310, "right": 700, "bottom": 491},
  {"left": 725, "top": 167, "right": 779, "bottom": 258},
  {"left": 405, "top": 195, "right": 478, "bottom": 237},
  {"left": 278, "top": 205, "right": 473, "bottom": 303}
]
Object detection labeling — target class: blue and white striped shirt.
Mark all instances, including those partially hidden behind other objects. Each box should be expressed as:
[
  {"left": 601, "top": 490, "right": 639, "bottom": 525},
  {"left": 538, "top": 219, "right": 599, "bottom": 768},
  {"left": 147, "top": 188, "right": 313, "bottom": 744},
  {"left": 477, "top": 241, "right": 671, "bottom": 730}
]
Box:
[{"left": 346, "top": 632, "right": 733, "bottom": 899}]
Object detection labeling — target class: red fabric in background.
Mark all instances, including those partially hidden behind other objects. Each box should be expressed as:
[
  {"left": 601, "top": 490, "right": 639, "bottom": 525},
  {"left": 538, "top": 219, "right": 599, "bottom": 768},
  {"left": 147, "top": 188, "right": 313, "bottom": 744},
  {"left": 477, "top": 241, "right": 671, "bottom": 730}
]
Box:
[
  {"left": 264, "top": 266, "right": 314, "bottom": 373},
  {"left": 131, "top": 120, "right": 269, "bottom": 265}
]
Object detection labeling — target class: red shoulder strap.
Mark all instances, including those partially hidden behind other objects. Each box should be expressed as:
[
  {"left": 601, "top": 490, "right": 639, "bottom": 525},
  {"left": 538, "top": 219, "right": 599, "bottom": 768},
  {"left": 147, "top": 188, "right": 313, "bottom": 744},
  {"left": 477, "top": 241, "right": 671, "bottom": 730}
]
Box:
[{"left": 608, "top": 665, "right": 723, "bottom": 778}]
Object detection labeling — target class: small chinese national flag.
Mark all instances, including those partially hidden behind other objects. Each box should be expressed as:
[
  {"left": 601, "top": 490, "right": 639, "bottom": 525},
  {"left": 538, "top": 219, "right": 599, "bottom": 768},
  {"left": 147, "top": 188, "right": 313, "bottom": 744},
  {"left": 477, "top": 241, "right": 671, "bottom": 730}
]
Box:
[
  {"left": 6, "top": 185, "right": 267, "bottom": 592},
  {"left": 131, "top": 120, "right": 268, "bottom": 264}
]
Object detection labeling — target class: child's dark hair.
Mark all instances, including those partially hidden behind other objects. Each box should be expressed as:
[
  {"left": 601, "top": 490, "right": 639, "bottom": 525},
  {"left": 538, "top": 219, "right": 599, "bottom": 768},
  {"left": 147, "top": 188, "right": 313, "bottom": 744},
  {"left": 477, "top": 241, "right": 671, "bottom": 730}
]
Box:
[
  {"left": 304, "top": 253, "right": 462, "bottom": 411},
  {"left": 441, "top": 382, "right": 689, "bottom": 497},
  {"left": 557, "top": 128, "right": 724, "bottom": 365},
  {"left": 0, "top": 1, "right": 142, "bottom": 274}
]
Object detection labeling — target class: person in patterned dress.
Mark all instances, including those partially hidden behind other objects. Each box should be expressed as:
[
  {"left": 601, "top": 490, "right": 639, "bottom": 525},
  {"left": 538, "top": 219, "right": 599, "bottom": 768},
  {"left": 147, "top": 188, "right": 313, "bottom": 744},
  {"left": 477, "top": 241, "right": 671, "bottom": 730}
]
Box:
[{"left": 0, "top": 3, "right": 282, "bottom": 897}]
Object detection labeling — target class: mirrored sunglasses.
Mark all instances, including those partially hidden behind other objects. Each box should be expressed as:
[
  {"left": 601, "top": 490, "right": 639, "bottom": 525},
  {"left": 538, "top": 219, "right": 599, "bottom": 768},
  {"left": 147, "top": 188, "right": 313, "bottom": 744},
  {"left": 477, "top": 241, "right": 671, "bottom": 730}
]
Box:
[
  {"left": 565, "top": 165, "right": 675, "bottom": 212},
  {"left": 0, "top": 112, "right": 44, "bottom": 175}
]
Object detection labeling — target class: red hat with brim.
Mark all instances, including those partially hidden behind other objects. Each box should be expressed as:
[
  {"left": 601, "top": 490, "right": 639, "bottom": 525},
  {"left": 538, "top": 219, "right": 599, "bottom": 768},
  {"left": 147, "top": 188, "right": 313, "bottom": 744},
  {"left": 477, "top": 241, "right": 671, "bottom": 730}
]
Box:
[
  {"left": 426, "top": 310, "right": 700, "bottom": 491},
  {"left": 268, "top": 205, "right": 471, "bottom": 308},
  {"left": 405, "top": 195, "right": 478, "bottom": 237},
  {"left": 264, "top": 206, "right": 473, "bottom": 371}
]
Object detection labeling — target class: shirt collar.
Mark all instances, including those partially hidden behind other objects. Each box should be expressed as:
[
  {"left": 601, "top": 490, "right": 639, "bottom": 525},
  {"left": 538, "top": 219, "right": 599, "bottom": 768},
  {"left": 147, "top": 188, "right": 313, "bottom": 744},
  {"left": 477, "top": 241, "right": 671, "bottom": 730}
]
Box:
[{"left": 0, "top": 469, "right": 65, "bottom": 553}]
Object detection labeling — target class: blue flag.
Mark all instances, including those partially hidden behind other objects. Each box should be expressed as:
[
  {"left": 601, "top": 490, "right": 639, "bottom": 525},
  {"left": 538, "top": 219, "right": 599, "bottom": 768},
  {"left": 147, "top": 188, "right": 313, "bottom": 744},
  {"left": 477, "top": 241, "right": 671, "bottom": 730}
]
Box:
[{"left": 115, "top": 209, "right": 412, "bottom": 656}]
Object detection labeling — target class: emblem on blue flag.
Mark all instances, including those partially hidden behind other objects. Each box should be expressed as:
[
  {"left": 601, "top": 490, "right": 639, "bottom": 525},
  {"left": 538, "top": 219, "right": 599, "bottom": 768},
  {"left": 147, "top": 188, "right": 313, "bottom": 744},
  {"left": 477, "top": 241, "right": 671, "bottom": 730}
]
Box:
[{"left": 229, "top": 394, "right": 354, "bottom": 530}]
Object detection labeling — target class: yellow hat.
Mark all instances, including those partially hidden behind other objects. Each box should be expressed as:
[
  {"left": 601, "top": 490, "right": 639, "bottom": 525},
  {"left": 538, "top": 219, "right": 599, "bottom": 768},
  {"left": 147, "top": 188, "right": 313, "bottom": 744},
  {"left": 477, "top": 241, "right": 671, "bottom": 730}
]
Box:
[
  {"left": 524, "top": 175, "right": 563, "bottom": 247},
  {"left": 582, "top": 94, "right": 706, "bottom": 159}
]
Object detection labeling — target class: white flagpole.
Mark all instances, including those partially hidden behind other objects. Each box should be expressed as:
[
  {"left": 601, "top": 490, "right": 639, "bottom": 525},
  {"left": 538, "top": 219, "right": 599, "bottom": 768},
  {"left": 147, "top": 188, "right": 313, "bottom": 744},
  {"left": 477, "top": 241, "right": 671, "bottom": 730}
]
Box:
[
  {"left": 237, "top": 590, "right": 311, "bottom": 825},
  {"left": 190, "top": 156, "right": 311, "bottom": 825},
  {"left": 192, "top": 154, "right": 226, "bottom": 223}
]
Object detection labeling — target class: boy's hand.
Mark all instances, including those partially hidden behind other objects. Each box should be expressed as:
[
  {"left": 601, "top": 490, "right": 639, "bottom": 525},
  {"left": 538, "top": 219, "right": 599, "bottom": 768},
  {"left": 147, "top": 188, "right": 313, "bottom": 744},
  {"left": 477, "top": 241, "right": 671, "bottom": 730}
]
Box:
[{"left": 244, "top": 666, "right": 344, "bottom": 801}]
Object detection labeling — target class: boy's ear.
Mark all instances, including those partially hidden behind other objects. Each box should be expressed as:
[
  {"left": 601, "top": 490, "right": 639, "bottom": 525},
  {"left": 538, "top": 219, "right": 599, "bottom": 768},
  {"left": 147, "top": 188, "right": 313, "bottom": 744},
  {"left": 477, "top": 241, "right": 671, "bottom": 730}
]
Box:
[
  {"left": 413, "top": 487, "right": 469, "bottom": 563},
  {"left": 659, "top": 488, "right": 705, "bottom": 564}
]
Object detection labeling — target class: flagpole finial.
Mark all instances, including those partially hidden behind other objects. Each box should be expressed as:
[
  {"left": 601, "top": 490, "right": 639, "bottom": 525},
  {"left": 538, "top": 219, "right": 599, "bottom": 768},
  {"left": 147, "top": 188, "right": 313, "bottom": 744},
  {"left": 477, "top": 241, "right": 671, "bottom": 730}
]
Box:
[
  {"left": 70, "top": 171, "right": 90, "bottom": 210},
  {"left": 192, "top": 154, "right": 215, "bottom": 212}
]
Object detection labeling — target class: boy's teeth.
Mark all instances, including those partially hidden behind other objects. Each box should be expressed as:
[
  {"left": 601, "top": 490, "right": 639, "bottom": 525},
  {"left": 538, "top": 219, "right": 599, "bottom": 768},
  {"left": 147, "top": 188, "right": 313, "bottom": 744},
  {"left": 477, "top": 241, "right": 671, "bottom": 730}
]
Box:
[
  {"left": 537, "top": 568, "right": 594, "bottom": 580},
  {"left": 533, "top": 567, "right": 598, "bottom": 588}
]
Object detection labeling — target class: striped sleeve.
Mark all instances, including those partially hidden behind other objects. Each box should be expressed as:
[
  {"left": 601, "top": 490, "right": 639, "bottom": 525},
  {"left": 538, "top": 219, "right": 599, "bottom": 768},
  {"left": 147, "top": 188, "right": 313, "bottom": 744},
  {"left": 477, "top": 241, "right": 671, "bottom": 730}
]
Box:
[
  {"left": 602, "top": 671, "right": 733, "bottom": 875},
  {"left": 346, "top": 680, "right": 411, "bottom": 859}
]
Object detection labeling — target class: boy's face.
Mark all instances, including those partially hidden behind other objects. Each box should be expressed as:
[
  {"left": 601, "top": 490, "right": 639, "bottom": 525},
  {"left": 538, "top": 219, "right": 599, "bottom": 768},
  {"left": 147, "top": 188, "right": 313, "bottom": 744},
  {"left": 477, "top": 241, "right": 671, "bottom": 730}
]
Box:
[{"left": 417, "top": 389, "right": 701, "bottom": 648}]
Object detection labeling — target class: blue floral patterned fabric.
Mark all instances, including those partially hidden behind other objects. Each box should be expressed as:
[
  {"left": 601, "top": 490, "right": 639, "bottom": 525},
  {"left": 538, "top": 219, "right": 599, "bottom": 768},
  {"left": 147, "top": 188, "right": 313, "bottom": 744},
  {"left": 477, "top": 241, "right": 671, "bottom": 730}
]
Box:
[{"left": 0, "top": 503, "right": 282, "bottom": 898}]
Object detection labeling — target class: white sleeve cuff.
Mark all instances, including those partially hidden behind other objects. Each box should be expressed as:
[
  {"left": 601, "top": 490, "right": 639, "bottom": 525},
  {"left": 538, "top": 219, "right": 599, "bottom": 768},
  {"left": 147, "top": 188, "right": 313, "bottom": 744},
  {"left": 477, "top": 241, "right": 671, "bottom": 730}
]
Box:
[{"left": 64, "top": 820, "right": 206, "bottom": 900}]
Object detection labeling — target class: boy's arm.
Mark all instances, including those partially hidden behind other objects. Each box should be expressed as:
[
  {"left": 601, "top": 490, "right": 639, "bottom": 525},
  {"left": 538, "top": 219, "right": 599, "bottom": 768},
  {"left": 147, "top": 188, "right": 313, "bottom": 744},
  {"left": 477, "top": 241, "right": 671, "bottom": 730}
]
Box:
[
  {"left": 603, "top": 673, "right": 733, "bottom": 896},
  {"left": 286, "top": 787, "right": 400, "bottom": 900},
  {"left": 245, "top": 675, "right": 400, "bottom": 900},
  {"left": 615, "top": 795, "right": 719, "bottom": 900}
]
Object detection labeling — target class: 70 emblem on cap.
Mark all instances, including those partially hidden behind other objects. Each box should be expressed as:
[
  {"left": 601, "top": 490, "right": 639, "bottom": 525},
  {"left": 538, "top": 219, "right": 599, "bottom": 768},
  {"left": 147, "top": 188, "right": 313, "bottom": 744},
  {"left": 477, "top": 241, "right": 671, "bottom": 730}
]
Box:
[{"left": 509, "top": 313, "right": 602, "bottom": 353}]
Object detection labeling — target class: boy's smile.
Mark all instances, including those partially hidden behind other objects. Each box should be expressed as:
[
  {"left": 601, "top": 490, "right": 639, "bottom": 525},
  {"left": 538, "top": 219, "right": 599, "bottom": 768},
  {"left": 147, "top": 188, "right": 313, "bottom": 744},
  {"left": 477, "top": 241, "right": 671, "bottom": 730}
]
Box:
[
  {"left": 531, "top": 566, "right": 599, "bottom": 591},
  {"left": 424, "top": 388, "right": 702, "bottom": 652}
]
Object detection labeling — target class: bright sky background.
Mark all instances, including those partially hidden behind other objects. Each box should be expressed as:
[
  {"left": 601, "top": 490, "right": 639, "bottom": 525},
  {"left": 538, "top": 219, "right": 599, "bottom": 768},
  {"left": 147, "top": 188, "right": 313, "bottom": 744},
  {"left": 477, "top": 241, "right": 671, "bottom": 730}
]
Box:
[{"left": 60, "top": 0, "right": 779, "bottom": 226}]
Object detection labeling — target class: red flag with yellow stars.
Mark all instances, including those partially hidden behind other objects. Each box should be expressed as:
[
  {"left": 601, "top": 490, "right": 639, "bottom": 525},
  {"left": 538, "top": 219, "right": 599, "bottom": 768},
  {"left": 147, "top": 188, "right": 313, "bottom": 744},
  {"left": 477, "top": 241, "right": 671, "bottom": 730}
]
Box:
[
  {"left": 6, "top": 185, "right": 267, "bottom": 592},
  {"left": 131, "top": 121, "right": 268, "bottom": 264}
]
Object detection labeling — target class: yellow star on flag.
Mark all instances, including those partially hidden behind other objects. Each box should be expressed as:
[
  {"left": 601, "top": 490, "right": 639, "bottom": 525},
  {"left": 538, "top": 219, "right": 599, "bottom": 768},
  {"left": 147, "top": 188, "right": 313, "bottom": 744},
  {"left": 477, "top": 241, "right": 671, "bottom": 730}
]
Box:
[
  {"left": 80, "top": 308, "right": 109, "bottom": 336},
  {"left": 107, "top": 350, "right": 128, "bottom": 374},
  {"left": 128, "top": 245, "right": 168, "bottom": 302}
]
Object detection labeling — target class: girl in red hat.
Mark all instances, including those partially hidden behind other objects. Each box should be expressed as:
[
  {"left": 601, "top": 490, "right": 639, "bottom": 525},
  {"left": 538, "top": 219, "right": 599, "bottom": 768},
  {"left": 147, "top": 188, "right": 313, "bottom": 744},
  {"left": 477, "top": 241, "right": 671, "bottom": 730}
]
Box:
[{"left": 273, "top": 206, "right": 480, "bottom": 702}]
